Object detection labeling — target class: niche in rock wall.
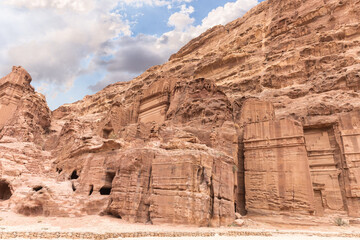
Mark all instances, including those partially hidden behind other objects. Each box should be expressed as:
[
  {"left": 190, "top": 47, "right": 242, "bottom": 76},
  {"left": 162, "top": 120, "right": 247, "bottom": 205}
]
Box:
[
  {"left": 103, "top": 127, "right": 114, "bottom": 139},
  {"left": 100, "top": 187, "right": 111, "bottom": 195},
  {"left": 105, "top": 171, "right": 115, "bottom": 184},
  {"left": 70, "top": 170, "right": 79, "bottom": 180},
  {"left": 100, "top": 171, "right": 115, "bottom": 196},
  {"left": 72, "top": 182, "right": 77, "bottom": 192},
  {"left": 0, "top": 180, "right": 12, "bottom": 200},
  {"left": 33, "top": 186, "right": 43, "bottom": 192},
  {"left": 303, "top": 126, "right": 345, "bottom": 214},
  {"left": 89, "top": 185, "right": 94, "bottom": 196},
  {"left": 138, "top": 92, "right": 169, "bottom": 124},
  {"left": 313, "top": 188, "right": 325, "bottom": 216}
]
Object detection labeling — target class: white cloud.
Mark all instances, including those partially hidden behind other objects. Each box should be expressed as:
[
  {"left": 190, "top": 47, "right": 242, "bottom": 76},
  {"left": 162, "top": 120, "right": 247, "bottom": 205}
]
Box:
[
  {"left": 168, "top": 5, "right": 195, "bottom": 31},
  {"left": 121, "top": 0, "right": 169, "bottom": 7},
  {"left": 163, "top": 0, "right": 259, "bottom": 57},
  {"left": 0, "top": 0, "right": 260, "bottom": 109},
  {"left": 120, "top": 0, "right": 193, "bottom": 8},
  {"left": 201, "top": 0, "right": 258, "bottom": 28},
  {"left": 88, "top": 33, "right": 177, "bottom": 91},
  {"left": 0, "top": 0, "right": 130, "bottom": 90},
  {"left": 89, "top": 0, "right": 259, "bottom": 92},
  {"left": 4, "top": 0, "right": 96, "bottom": 12}
]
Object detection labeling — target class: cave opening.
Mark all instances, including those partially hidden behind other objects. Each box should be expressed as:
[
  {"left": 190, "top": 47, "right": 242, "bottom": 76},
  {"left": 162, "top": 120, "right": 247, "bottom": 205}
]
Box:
[
  {"left": 100, "top": 187, "right": 111, "bottom": 195},
  {"left": 70, "top": 170, "right": 79, "bottom": 180},
  {"left": 0, "top": 180, "right": 12, "bottom": 200},
  {"left": 72, "top": 182, "right": 76, "bottom": 192},
  {"left": 110, "top": 212, "right": 122, "bottom": 219},
  {"left": 89, "top": 185, "right": 94, "bottom": 196},
  {"left": 33, "top": 186, "right": 43, "bottom": 192},
  {"left": 99, "top": 171, "right": 115, "bottom": 195}
]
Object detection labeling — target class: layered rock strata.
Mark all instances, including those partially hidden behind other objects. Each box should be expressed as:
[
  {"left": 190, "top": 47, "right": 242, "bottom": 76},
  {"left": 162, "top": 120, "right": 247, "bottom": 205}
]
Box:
[
  {"left": 0, "top": 0, "right": 360, "bottom": 227},
  {"left": 240, "top": 99, "right": 360, "bottom": 218}
]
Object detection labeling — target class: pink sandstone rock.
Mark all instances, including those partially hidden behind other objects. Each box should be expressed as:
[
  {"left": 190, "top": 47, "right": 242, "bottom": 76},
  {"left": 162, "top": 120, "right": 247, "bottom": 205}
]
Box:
[{"left": 0, "top": 0, "right": 360, "bottom": 227}]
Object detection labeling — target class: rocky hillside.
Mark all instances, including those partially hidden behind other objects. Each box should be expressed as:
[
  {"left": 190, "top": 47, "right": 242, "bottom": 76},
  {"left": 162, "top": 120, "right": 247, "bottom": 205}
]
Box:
[{"left": 0, "top": 0, "right": 360, "bottom": 227}]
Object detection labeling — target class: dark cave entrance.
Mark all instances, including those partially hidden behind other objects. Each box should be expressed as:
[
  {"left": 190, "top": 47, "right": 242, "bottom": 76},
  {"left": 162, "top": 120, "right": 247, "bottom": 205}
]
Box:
[
  {"left": 70, "top": 170, "right": 79, "bottom": 180},
  {"left": 33, "top": 186, "right": 43, "bottom": 192},
  {"left": 100, "top": 171, "right": 115, "bottom": 196},
  {"left": 72, "top": 182, "right": 77, "bottom": 192},
  {"left": 100, "top": 187, "right": 112, "bottom": 195},
  {"left": 0, "top": 180, "right": 12, "bottom": 200},
  {"left": 89, "top": 185, "right": 94, "bottom": 196}
]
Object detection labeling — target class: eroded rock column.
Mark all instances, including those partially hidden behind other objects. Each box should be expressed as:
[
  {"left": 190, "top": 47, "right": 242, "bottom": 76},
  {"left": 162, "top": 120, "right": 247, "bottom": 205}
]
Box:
[
  {"left": 241, "top": 99, "right": 315, "bottom": 214},
  {"left": 339, "top": 111, "right": 360, "bottom": 216}
]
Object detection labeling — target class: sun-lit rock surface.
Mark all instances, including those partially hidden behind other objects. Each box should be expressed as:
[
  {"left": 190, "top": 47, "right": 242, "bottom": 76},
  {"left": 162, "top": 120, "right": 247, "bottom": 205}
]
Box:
[{"left": 1, "top": 0, "right": 360, "bottom": 227}]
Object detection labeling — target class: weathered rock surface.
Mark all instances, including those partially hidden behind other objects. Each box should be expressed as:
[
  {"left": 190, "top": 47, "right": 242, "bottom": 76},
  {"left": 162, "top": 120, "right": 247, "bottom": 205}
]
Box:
[{"left": 1, "top": 0, "right": 360, "bottom": 227}]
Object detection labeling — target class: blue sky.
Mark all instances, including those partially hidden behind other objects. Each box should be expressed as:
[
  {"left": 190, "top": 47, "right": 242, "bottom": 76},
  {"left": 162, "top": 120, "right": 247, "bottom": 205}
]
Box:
[{"left": 0, "top": 0, "right": 264, "bottom": 110}]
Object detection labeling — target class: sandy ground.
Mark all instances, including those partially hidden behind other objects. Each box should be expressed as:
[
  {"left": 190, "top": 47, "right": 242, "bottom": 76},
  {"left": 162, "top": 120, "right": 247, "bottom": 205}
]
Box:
[
  {"left": 5, "top": 236, "right": 360, "bottom": 240},
  {"left": 123, "top": 236, "right": 360, "bottom": 240},
  {"left": 1, "top": 210, "right": 360, "bottom": 239}
]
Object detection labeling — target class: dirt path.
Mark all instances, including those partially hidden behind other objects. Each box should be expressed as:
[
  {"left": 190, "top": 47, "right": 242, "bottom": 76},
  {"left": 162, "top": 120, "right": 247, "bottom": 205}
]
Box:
[
  {"left": 124, "top": 236, "right": 359, "bottom": 240},
  {"left": 1, "top": 211, "right": 360, "bottom": 239}
]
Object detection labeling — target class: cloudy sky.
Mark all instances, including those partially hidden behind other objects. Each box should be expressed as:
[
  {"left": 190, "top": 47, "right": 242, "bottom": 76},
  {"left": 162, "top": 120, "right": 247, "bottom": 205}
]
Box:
[{"left": 0, "top": 0, "right": 264, "bottom": 110}]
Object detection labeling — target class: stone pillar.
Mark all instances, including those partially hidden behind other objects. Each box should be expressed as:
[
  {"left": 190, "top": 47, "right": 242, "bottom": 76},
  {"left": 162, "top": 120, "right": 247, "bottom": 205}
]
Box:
[
  {"left": 339, "top": 111, "right": 360, "bottom": 217},
  {"left": 236, "top": 99, "right": 275, "bottom": 215},
  {"left": 0, "top": 66, "right": 34, "bottom": 128},
  {"left": 240, "top": 99, "right": 315, "bottom": 214}
]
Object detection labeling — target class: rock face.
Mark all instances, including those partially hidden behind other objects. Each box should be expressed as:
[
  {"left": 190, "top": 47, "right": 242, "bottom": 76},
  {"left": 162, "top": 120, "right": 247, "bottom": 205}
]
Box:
[
  {"left": 1, "top": 0, "right": 360, "bottom": 227},
  {"left": 243, "top": 100, "right": 315, "bottom": 214},
  {"left": 0, "top": 66, "right": 35, "bottom": 128},
  {"left": 48, "top": 77, "right": 237, "bottom": 226}
]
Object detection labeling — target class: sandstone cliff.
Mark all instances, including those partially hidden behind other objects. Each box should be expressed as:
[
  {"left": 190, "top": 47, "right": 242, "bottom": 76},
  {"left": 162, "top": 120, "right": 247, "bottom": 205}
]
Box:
[{"left": 0, "top": 0, "right": 360, "bottom": 226}]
